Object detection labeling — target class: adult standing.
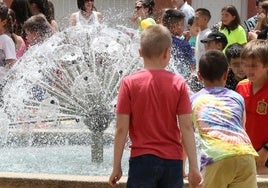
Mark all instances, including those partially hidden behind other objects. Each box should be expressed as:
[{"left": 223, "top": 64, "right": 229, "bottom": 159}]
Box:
[
  {"left": 130, "top": 0, "right": 156, "bottom": 32},
  {"left": 69, "top": 0, "right": 102, "bottom": 27}
]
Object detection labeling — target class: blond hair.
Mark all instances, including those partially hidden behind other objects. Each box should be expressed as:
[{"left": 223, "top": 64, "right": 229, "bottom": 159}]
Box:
[
  {"left": 140, "top": 24, "right": 171, "bottom": 58},
  {"left": 241, "top": 39, "right": 268, "bottom": 66}
]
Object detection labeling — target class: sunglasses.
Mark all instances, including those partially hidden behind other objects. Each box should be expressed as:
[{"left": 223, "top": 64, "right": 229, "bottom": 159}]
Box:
[{"left": 135, "top": 6, "right": 142, "bottom": 10}]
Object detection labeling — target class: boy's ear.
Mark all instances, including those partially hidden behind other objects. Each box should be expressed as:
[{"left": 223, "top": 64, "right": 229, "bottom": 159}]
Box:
[
  {"left": 139, "top": 49, "right": 143, "bottom": 57},
  {"left": 164, "top": 47, "right": 171, "bottom": 58},
  {"left": 197, "top": 71, "right": 203, "bottom": 81},
  {"left": 165, "top": 47, "right": 171, "bottom": 57},
  {"left": 223, "top": 70, "right": 228, "bottom": 80}
]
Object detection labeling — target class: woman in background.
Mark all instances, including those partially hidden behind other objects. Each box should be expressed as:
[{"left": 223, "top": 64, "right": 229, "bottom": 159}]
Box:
[
  {"left": 131, "top": 0, "right": 156, "bottom": 31},
  {"left": 69, "top": 0, "right": 102, "bottom": 26}
]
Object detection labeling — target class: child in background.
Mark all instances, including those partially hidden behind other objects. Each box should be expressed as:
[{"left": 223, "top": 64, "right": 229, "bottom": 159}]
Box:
[
  {"left": 23, "top": 14, "right": 53, "bottom": 46},
  {"left": 200, "top": 31, "right": 228, "bottom": 51},
  {"left": 189, "top": 31, "right": 228, "bottom": 93},
  {"left": 187, "top": 16, "right": 199, "bottom": 53},
  {"left": 194, "top": 8, "right": 211, "bottom": 69},
  {"left": 191, "top": 50, "right": 258, "bottom": 187},
  {"left": 236, "top": 39, "right": 268, "bottom": 174},
  {"left": 10, "top": 0, "right": 32, "bottom": 38},
  {"left": 220, "top": 5, "right": 247, "bottom": 52},
  {"left": 0, "top": 2, "right": 16, "bottom": 68},
  {"left": 109, "top": 24, "right": 202, "bottom": 188},
  {"left": 6, "top": 9, "right": 26, "bottom": 59},
  {"left": 225, "top": 43, "right": 246, "bottom": 90},
  {"left": 162, "top": 9, "right": 195, "bottom": 80}
]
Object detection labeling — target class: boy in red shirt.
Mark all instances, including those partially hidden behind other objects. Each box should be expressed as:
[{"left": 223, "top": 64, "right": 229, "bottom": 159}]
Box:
[
  {"left": 109, "top": 24, "right": 202, "bottom": 187},
  {"left": 236, "top": 39, "right": 268, "bottom": 174}
]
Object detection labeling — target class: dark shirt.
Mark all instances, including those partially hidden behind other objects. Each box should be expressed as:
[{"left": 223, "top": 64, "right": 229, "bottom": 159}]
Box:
[
  {"left": 170, "top": 36, "right": 195, "bottom": 80},
  {"left": 225, "top": 69, "right": 246, "bottom": 90}
]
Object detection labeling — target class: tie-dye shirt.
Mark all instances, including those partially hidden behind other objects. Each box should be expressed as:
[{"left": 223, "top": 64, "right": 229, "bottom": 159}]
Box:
[{"left": 190, "top": 87, "right": 258, "bottom": 170}]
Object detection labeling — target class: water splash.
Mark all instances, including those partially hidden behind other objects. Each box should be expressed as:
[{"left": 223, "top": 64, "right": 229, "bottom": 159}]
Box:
[{"left": 2, "top": 24, "right": 142, "bottom": 131}]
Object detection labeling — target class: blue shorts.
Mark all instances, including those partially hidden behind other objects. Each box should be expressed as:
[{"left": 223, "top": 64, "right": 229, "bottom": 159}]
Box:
[{"left": 126, "top": 154, "right": 183, "bottom": 188}]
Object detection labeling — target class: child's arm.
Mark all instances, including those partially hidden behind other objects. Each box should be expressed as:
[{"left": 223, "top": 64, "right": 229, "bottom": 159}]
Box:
[
  {"left": 179, "top": 114, "right": 203, "bottom": 187},
  {"left": 109, "top": 114, "right": 130, "bottom": 187}
]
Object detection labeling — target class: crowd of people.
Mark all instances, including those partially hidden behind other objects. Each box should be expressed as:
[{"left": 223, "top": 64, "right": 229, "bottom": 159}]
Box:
[{"left": 0, "top": 0, "right": 267, "bottom": 187}]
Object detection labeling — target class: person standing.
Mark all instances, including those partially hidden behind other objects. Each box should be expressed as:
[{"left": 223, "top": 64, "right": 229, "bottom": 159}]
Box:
[
  {"left": 225, "top": 43, "right": 246, "bottom": 90},
  {"left": 191, "top": 50, "right": 258, "bottom": 187},
  {"left": 194, "top": 8, "right": 211, "bottom": 71},
  {"left": 236, "top": 39, "right": 268, "bottom": 174},
  {"left": 0, "top": 2, "right": 16, "bottom": 68},
  {"left": 131, "top": 0, "right": 156, "bottom": 32},
  {"left": 162, "top": 9, "right": 195, "bottom": 81},
  {"left": 220, "top": 5, "right": 247, "bottom": 52},
  {"left": 109, "top": 24, "right": 202, "bottom": 188},
  {"left": 69, "top": 0, "right": 102, "bottom": 27}
]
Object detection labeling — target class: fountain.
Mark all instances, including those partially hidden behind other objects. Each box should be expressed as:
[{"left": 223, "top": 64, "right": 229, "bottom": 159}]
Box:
[{"left": 0, "top": 23, "right": 142, "bottom": 174}]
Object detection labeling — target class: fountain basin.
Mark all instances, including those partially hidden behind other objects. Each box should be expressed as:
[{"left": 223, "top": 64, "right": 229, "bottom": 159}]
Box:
[{"left": 0, "top": 173, "right": 267, "bottom": 188}]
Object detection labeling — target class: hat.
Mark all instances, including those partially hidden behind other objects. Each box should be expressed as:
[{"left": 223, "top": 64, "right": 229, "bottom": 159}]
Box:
[{"left": 200, "top": 32, "right": 228, "bottom": 45}]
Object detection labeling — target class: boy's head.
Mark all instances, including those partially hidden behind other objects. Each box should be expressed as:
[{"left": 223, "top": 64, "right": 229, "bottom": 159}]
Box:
[
  {"left": 201, "top": 32, "right": 228, "bottom": 51},
  {"left": 194, "top": 8, "right": 211, "bottom": 28},
  {"left": 198, "top": 50, "right": 228, "bottom": 83},
  {"left": 240, "top": 39, "right": 268, "bottom": 83},
  {"left": 162, "top": 9, "right": 185, "bottom": 36},
  {"left": 225, "top": 43, "right": 245, "bottom": 80},
  {"left": 241, "top": 39, "right": 268, "bottom": 66},
  {"left": 23, "top": 14, "right": 52, "bottom": 45},
  {"left": 140, "top": 24, "right": 171, "bottom": 59}
]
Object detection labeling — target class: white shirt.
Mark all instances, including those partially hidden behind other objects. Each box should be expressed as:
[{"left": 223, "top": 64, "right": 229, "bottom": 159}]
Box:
[
  {"left": 180, "top": 2, "right": 195, "bottom": 31},
  {"left": 0, "top": 34, "right": 16, "bottom": 67},
  {"left": 195, "top": 28, "right": 211, "bottom": 71},
  {"left": 75, "top": 11, "right": 100, "bottom": 26}
]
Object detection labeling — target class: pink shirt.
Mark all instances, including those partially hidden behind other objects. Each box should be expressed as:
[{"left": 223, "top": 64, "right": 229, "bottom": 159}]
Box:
[
  {"left": 16, "top": 36, "right": 26, "bottom": 59},
  {"left": 116, "top": 69, "right": 192, "bottom": 160}
]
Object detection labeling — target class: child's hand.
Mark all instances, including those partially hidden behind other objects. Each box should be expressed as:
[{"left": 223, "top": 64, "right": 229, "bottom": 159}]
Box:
[
  {"left": 188, "top": 167, "right": 203, "bottom": 188},
  {"left": 109, "top": 168, "right": 122, "bottom": 187}
]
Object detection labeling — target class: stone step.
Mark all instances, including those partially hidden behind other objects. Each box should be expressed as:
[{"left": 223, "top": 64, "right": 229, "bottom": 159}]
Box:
[{"left": 0, "top": 172, "right": 266, "bottom": 188}]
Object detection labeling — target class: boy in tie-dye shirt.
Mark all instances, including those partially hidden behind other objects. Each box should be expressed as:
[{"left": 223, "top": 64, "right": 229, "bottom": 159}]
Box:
[{"left": 190, "top": 50, "right": 258, "bottom": 188}]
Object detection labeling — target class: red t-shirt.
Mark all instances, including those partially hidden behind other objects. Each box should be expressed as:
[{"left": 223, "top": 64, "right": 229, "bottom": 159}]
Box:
[
  {"left": 116, "top": 69, "right": 192, "bottom": 160},
  {"left": 236, "top": 79, "right": 268, "bottom": 151}
]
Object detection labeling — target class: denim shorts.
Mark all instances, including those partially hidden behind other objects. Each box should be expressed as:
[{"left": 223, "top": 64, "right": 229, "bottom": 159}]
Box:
[{"left": 126, "top": 154, "right": 183, "bottom": 188}]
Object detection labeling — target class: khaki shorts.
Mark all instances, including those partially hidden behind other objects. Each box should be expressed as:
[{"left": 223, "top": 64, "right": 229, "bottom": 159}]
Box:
[{"left": 201, "top": 155, "right": 257, "bottom": 188}]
